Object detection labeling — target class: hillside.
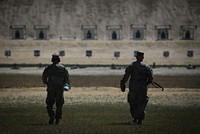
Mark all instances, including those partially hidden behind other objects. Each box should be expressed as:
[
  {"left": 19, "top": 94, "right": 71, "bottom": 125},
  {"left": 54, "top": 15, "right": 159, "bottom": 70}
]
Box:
[{"left": 0, "top": 0, "right": 200, "bottom": 40}]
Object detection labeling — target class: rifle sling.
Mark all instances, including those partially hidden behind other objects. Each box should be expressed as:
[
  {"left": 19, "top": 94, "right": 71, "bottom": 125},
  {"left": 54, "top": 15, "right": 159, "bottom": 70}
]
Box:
[{"left": 151, "top": 81, "right": 164, "bottom": 91}]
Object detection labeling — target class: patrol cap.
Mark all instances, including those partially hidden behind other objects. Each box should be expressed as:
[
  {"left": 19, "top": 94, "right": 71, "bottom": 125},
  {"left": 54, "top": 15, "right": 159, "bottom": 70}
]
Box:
[
  {"left": 134, "top": 51, "right": 144, "bottom": 57},
  {"left": 51, "top": 53, "right": 60, "bottom": 63}
]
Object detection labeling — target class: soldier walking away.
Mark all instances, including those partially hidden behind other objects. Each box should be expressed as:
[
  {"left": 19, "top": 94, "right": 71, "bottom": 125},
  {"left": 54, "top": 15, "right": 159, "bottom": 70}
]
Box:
[
  {"left": 42, "top": 54, "right": 70, "bottom": 125},
  {"left": 120, "top": 51, "right": 153, "bottom": 125}
]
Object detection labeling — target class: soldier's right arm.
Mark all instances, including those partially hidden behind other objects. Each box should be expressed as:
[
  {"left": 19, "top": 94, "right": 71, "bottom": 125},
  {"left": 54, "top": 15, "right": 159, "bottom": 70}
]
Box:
[
  {"left": 42, "top": 67, "right": 49, "bottom": 84},
  {"left": 121, "top": 65, "right": 132, "bottom": 84},
  {"left": 120, "top": 65, "right": 132, "bottom": 92}
]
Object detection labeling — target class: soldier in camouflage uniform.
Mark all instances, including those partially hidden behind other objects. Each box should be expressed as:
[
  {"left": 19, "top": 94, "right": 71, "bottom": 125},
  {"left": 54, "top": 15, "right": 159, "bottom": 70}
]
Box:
[
  {"left": 42, "top": 54, "right": 70, "bottom": 125},
  {"left": 120, "top": 51, "right": 153, "bottom": 125}
]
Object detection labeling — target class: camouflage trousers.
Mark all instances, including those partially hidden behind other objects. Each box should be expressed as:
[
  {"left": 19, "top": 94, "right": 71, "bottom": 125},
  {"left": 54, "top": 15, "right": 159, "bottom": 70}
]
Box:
[
  {"left": 127, "top": 91, "right": 149, "bottom": 120},
  {"left": 46, "top": 85, "right": 64, "bottom": 119}
]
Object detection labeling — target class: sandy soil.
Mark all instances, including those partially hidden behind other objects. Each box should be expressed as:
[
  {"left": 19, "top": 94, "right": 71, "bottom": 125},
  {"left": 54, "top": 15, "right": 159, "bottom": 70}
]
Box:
[{"left": 0, "top": 87, "right": 200, "bottom": 107}]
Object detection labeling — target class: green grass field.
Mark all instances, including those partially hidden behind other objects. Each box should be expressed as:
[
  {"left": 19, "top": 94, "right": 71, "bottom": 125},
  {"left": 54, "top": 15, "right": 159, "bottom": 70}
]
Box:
[
  {"left": 1, "top": 103, "right": 200, "bottom": 134},
  {"left": 0, "top": 74, "right": 200, "bottom": 134}
]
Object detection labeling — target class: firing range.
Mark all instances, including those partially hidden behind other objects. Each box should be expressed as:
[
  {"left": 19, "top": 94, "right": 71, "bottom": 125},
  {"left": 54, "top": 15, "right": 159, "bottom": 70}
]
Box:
[{"left": 0, "top": 0, "right": 200, "bottom": 66}]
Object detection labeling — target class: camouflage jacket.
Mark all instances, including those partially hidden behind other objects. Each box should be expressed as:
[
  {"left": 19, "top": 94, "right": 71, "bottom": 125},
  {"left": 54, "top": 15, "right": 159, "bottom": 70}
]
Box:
[
  {"left": 42, "top": 63, "right": 70, "bottom": 86},
  {"left": 121, "top": 61, "right": 153, "bottom": 92}
]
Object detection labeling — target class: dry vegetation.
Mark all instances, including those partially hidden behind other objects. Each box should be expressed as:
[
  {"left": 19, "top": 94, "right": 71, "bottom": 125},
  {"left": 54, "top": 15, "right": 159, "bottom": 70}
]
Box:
[
  {"left": 0, "top": 73, "right": 200, "bottom": 107},
  {"left": 1, "top": 87, "right": 200, "bottom": 107}
]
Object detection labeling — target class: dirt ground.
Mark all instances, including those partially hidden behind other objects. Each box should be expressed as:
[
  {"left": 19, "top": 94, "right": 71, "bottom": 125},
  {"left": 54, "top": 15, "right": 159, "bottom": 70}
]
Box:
[
  {"left": 0, "top": 68, "right": 200, "bottom": 108},
  {"left": 0, "top": 73, "right": 200, "bottom": 88},
  {"left": 0, "top": 87, "right": 200, "bottom": 107}
]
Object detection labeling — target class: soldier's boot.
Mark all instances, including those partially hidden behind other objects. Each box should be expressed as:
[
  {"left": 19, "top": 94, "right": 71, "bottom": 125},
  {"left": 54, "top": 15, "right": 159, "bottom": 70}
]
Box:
[
  {"left": 46, "top": 106, "right": 55, "bottom": 125},
  {"left": 132, "top": 118, "right": 137, "bottom": 124},
  {"left": 55, "top": 106, "right": 62, "bottom": 125},
  {"left": 49, "top": 116, "right": 54, "bottom": 125},
  {"left": 55, "top": 118, "right": 60, "bottom": 125},
  {"left": 137, "top": 119, "right": 142, "bottom": 125}
]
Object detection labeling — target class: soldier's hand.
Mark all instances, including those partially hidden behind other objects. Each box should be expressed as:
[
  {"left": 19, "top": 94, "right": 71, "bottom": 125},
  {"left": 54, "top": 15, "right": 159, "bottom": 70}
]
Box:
[{"left": 120, "top": 84, "right": 126, "bottom": 92}]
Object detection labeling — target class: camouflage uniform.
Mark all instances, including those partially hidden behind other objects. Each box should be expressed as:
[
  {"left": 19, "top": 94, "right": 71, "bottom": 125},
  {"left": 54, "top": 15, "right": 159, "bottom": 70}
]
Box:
[
  {"left": 42, "top": 54, "right": 70, "bottom": 124},
  {"left": 120, "top": 53, "right": 153, "bottom": 124}
]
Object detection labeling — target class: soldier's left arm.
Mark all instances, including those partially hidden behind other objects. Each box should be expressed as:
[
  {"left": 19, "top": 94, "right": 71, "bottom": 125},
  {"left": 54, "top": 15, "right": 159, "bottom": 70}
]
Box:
[{"left": 64, "top": 68, "right": 71, "bottom": 87}]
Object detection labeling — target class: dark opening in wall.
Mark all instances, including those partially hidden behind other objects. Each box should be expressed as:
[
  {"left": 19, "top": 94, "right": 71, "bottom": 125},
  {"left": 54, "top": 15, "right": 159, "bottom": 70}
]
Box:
[
  {"left": 163, "top": 51, "right": 169, "bottom": 58},
  {"left": 10, "top": 25, "right": 26, "bottom": 39},
  {"left": 5, "top": 50, "right": 11, "bottom": 57},
  {"left": 34, "top": 25, "right": 49, "bottom": 40},
  {"left": 39, "top": 31, "right": 44, "bottom": 39},
  {"left": 15, "top": 30, "right": 20, "bottom": 38},
  {"left": 59, "top": 50, "right": 65, "bottom": 57},
  {"left": 112, "top": 31, "right": 117, "bottom": 40},
  {"left": 155, "top": 25, "right": 171, "bottom": 40},
  {"left": 114, "top": 51, "right": 120, "bottom": 59},
  {"left": 107, "top": 25, "right": 122, "bottom": 40},
  {"left": 187, "top": 50, "right": 193, "bottom": 57},
  {"left": 131, "top": 25, "right": 146, "bottom": 40},
  {"left": 86, "top": 50, "right": 92, "bottom": 58},
  {"left": 82, "top": 25, "right": 97, "bottom": 40},
  {"left": 185, "top": 31, "right": 190, "bottom": 39},
  {"left": 34, "top": 50, "right": 40, "bottom": 57},
  {"left": 136, "top": 30, "right": 141, "bottom": 38},
  {"left": 86, "top": 30, "right": 92, "bottom": 39},
  {"left": 180, "top": 25, "right": 197, "bottom": 40},
  {"left": 158, "top": 29, "right": 168, "bottom": 40}
]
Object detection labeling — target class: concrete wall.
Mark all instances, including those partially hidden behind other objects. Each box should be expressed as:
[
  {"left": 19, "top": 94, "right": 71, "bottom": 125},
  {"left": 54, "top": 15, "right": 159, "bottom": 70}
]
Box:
[{"left": 0, "top": 40, "right": 199, "bottom": 65}]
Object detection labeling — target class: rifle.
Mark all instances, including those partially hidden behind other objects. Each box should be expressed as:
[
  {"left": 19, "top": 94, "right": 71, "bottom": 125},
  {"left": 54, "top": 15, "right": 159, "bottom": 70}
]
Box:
[{"left": 151, "top": 81, "right": 164, "bottom": 91}]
